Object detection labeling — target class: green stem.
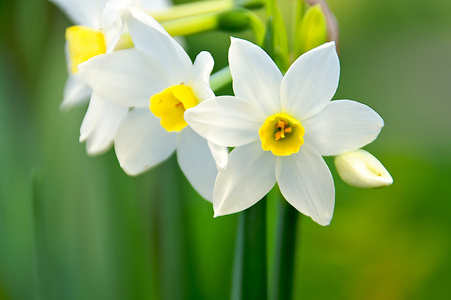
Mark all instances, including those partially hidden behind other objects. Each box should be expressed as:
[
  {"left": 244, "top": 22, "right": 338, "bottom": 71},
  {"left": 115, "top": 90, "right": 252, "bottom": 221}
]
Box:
[
  {"left": 291, "top": 0, "right": 305, "bottom": 62},
  {"left": 231, "top": 197, "right": 268, "bottom": 300},
  {"left": 163, "top": 8, "right": 265, "bottom": 40},
  {"left": 31, "top": 170, "right": 44, "bottom": 300},
  {"left": 162, "top": 12, "right": 219, "bottom": 37},
  {"left": 114, "top": 13, "right": 222, "bottom": 49},
  {"left": 218, "top": 9, "right": 265, "bottom": 44},
  {"left": 245, "top": 11, "right": 266, "bottom": 45},
  {"left": 231, "top": 213, "right": 244, "bottom": 300},
  {"left": 210, "top": 66, "right": 231, "bottom": 92},
  {"left": 264, "top": 0, "right": 290, "bottom": 71},
  {"left": 115, "top": 8, "right": 265, "bottom": 50},
  {"left": 149, "top": 0, "right": 232, "bottom": 23},
  {"left": 272, "top": 195, "right": 299, "bottom": 300},
  {"left": 147, "top": 0, "right": 265, "bottom": 23}
]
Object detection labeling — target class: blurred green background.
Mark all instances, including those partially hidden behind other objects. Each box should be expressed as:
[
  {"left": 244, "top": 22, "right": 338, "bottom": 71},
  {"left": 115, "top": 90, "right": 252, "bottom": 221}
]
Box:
[{"left": 1, "top": 0, "right": 451, "bottom": 299}]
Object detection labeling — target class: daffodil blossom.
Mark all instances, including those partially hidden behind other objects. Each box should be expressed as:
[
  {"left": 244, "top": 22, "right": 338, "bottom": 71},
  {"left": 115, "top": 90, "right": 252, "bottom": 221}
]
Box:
[
  {"left": 51, "top": 0, "right": 169, "bottom": 155},
  {"left": 51, "top": 0, "right": 168, "bottom": 108},
  {"left": 78, "top": 8, "right": 227, "bottom": 201},
  {"left": 185, "top": 38, "right": 384, "bottom": 225}
]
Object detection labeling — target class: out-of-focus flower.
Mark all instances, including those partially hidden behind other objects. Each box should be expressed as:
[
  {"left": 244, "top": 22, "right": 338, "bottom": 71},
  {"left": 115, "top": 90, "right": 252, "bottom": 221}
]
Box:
[
  {"left": 335, "top": 149, "right": 393, "bottom": 188},
  {"left": 51, "top": 0, "right": 168, "bottom": 108},
  {"left": 78, "top": 8, "right": 227, "bottom": 201},
  {"left": 185, "top": 38, "right": 384, "bottom": 225},
  {"left": 50, "top": 0, "right": 169, "bottom": 155}
]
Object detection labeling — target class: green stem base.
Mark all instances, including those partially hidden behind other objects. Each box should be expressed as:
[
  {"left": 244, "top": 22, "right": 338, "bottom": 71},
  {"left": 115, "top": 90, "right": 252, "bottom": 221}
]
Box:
[
  {"left": 232, "top": 197, "right": 268, "bottom": 300},
  {"left": 272, "top": 198, "right": 299, "bottom": 300}
]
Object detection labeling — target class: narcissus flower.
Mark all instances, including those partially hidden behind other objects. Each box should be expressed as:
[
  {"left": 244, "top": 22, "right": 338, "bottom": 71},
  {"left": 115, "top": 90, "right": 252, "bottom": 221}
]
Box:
[
  {"left": 51, "top": 0, "right": 168, "bottom": 108},
  {"left": 335, "top": 149, "right": 393, "bottom": 188},
  {"left": 51, "top": 0, "right": 168, "bottom": 155},
  {"left": 185, "top": 38, "right": 384, "bottom": 225},
  {"left": 78, "top": 8, "right": 226, "bottom": 201}
]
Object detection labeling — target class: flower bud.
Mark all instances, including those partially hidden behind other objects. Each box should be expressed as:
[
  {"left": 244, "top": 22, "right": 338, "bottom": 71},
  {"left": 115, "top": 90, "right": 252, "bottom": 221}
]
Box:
[
  {"left": 304, "top": 0, "right": 339, "bottom": 46},
  {"left": 334, "top": 149, "right": 393, "bottom": 189},
  {"left": 218, "top": 8, "right": 252, "bottom": 32},
  {"left": 295, "top": 4, "right": 328, "bottom": 55}
]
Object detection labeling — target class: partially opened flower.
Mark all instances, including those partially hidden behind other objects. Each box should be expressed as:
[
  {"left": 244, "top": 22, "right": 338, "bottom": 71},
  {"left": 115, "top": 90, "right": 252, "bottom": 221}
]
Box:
[
  {"left": 78, "top": 8, "right": 226, "bottom": 201},
  {"left": 185, "top": 38, "right": 384, "bottom": 225},
  {"left": 51, "top": 0, "right": 169, "bottom": 155}
]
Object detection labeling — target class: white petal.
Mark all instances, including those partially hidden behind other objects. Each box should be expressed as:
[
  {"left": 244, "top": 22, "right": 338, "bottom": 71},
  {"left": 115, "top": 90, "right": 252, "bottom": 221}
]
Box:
[
  {"left": 80, "top": 92, "right": 103, "bottom": 141},
  {"left": 276, "top": 144, "right": 335, "bottom": 226},
  {"left": 303, "top": 100, "right": 384, "bottom": 156},
  {"left": 60, "top": 74, "right": 91, "bottom": 110},
  {"left": 177, "top": 127, "right": 220, "bottom": 202},
  {"left": 213, "top": 141, "right": 277, "bottom": 217},
  {"left": 334, "top": 149, "right": 393, "bottom": 188},
  {"left": 190, "top": 51, "right": 215, "bottom": 101},
  {"left": 184, "top": 96, "right": 265, "bottom": 147},
  {"left": 82, "top": 95, "right": 129, "bottom": 156},
  {"left": 104, "top": 24, "right": 124, "bottom": 53},
  {"left": 127, "top": 6, "right": 169, "bottom": 36},
  {"left": 207, "top": 141, "right": 229, "bottom": 171},
  {"left": 101, "top": 1, "right": 160, "bottom": 51},
  {"left": 50, "top": 0, "right": 107, "bottom": 27},
  {"left": 103, "top": 10, "right": 128, "bottom": 52},
  {"left": 114, "top": 108, "right": 176, "bottom": 175},
  {"left": 280, "top": 42, "right": 339, "bottom": 120},
  {"left": 125, "top": 7, "right": 192, "bottom": 84},
  {"left": 229, "top": 37, "right": 282, "bottom": 115},
  {"left": 78, "top": 49, "right": 169, "bottom": 108},
  {"left": 100, "top": 0, "right": 132, "bottom": 31}
]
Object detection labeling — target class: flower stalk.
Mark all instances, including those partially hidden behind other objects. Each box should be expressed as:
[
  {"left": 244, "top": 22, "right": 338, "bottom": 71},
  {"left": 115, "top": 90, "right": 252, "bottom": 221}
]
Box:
[
  {"left": 210, "top": 66, "right": 231, "bottom": 92},
  {"left": 148, "top": 0, "right": 265, "bottom": 23},
  {"left": 231, "top": 197, "right": 268, "bottom": 300},
  {"left": 114, "top": 8, "right": 265, "bottom": 50},
  {"left": 272, "top": 194, "right": 299, "bottom": 300}
]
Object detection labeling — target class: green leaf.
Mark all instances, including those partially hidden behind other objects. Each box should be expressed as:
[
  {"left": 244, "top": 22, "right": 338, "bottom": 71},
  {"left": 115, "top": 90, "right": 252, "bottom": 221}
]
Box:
[{"left": 264, "top": 0, "right": 290, "bottom": 72}]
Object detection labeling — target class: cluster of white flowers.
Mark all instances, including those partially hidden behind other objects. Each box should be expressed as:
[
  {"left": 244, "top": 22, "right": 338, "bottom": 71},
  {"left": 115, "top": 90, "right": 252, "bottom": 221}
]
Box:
[{"left": 52, "top": 0, "right": 392, "bottom": 225}]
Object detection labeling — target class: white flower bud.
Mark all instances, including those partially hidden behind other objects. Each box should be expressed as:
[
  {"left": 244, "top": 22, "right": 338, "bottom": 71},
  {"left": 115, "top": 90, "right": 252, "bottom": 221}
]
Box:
[{"left": 334, "top": 149, "right": 393, "bottom": 189}]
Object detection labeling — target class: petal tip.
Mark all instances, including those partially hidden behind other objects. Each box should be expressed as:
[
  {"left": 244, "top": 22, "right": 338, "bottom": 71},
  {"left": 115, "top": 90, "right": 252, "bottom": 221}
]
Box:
[
  {"left": 118, "top": 162, "right": 146, "bottom": 177},
  {"left": 79, "top": 133, "right": 87, "bottom": 143},
  {"left": 317, "top": 219, "right": 331, "bottom": 226},
  {"left": 59, "top": 101, "right": 72, "bottom": 112},
  {"left": 310, "top": 211, "right": 333, "bottom": 226},
  {"left": 213, "top": 208, "right": 225, "bottom": 218},
  {"left": 213, "top": 201, "right": 230, "bottom": 218}
]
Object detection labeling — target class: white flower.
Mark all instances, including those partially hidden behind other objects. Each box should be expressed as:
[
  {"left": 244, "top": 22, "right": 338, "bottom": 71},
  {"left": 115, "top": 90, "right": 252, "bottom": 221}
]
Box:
[
  {"left": 185, "top": 38, "right": 384, "bottom": 225},
  {"left": 50, "top": 0, "right": 169, "bottom": 155},
  {"left": 334, "top": 149, "right": 393, "bottom": 188},
  {"left": 52, "top": 0, "right": 166, "bottom": 108},
  {"left": 78, "top": 7, "right": 227, "bottom": 201}
]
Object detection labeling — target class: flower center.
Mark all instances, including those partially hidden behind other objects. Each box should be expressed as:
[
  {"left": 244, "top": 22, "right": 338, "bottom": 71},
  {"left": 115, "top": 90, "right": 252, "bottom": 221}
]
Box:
[
  {"left": 66, "top": 26, "right": 106, "bottom": 74},
  {"left": 150, "top": 85, "right": 199, "bottom": 132},
  {"left": 258, "top": 113, "right": 305, "bottom": 156}
]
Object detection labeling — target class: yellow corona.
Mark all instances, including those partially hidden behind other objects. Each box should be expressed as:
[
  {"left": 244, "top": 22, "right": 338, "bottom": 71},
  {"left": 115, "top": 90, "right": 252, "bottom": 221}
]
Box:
[
  {"left": 150, "top": 85, "right": 199, "bottom": 132},
  {"left": 66, "top": 26, "right": 106, "bottom": 73},
  {"left": 258, "top": 113, "right": 305, "bottom": 156}
]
